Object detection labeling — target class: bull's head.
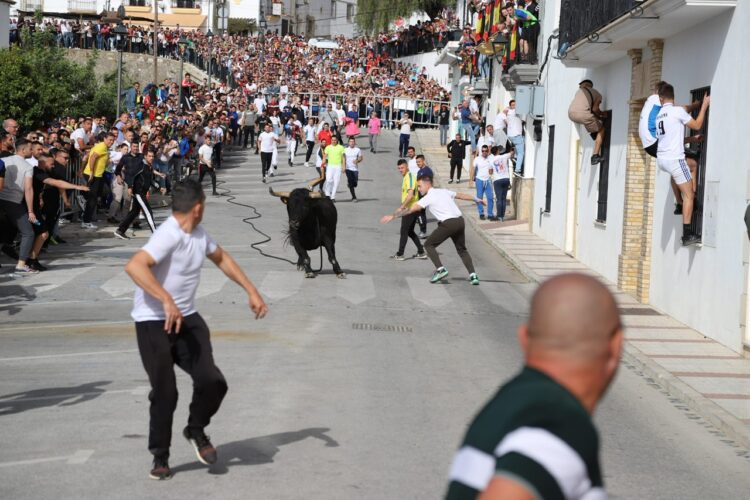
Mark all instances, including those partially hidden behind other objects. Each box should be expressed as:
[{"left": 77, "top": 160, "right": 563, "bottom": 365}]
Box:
[{"left": 269, "top": 187, "right": 322, "bottom": 231}]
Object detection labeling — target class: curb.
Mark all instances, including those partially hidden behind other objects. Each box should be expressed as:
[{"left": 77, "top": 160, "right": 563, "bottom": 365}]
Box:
[{"left": 416, "top": 129, "right": 750, "bottom": 453}]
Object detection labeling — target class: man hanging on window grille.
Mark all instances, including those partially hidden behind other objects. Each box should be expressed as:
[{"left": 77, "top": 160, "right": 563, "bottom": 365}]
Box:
[{"left": 655, "top": 84, "right": 710, "bottom": 247}]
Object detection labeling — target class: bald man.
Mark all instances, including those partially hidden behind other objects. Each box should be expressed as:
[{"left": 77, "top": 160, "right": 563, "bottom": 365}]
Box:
[{"left": 446, "top": 273, "right": 623, "bottom": 500}]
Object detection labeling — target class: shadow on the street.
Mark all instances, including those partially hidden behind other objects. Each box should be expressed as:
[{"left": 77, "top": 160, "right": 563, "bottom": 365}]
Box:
[
  {"left": 0, "top": 381, "right": 112, "bottom": 416},
  {"left": 171, "top": 427, "right": 339, "bottom": 476}
]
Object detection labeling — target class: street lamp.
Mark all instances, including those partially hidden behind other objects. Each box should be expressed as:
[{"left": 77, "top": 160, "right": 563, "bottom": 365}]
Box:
[
  {"left": 206, "top": 29, "right": 214, "bottom": 90},
  {"left": 114, "top": 22, "right": 129, "bottom": 119},
  {"left": 177, "top": 35, "right": 189, "bottom": 111},
  {"left": 491, "top": 32, "right": 508, "bottom": 64}
]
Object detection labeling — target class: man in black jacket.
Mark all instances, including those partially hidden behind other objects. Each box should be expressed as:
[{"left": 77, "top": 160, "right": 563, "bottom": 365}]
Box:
[
  {"left": 114, "top": 149, "right": 163, "bottom": 239},
  {"left": 447, "top": 134, "right": 471, "bottom": 183}
]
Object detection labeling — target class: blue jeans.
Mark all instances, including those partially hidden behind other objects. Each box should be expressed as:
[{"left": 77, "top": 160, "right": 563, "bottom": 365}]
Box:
[
  {"left": 475, "top": 179, "right": 494, "bottom": 217},
  {"left": 466, "top": 123, "right": 479, "bottom": 152},
  {"left": 511, "top": 135, "right": 525, "bottom": 174},
  {"left": 439, "top": 124, "right": 449, "bottom": 145},
  {"left": 399, "top": 133, "right": 410, "bottom": 157},
  {"left": 493, "top": 178, "right": 511, "bottom": 219}
]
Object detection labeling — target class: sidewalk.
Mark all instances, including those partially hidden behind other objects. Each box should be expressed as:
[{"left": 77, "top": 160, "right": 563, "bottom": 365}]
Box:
[{"left": 414, "top": 129, "right": 750, "bottom": 450}]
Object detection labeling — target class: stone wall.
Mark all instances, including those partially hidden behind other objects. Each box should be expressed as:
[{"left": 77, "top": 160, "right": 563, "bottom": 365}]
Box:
[{"left": 64, "top": 49, "right": 207, "bottom": 85}]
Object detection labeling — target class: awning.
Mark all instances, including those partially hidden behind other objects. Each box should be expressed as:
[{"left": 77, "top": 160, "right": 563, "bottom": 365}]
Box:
[{"left": 126, "top": 13, "right": 207, "bottom": 30}]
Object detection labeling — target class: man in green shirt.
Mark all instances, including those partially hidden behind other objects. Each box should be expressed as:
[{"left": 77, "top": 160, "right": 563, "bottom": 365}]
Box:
[
  {"left": 446, "top": 273, "right": 623, "bottom": 499},
  {"left": 322, "top": 135, "right": 345, "bottom": 202}
]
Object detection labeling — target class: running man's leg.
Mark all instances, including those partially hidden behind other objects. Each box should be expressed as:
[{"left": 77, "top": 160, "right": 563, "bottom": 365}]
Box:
[
  {"left": 476, "top": 181, "right": 486, "bottom": 216},
  {"left": 136, "top": 319, "right": 179, "bottom": 458},
  {"left": 329, "top": 168, "right": 342, "bottom": 200},
  {"left": 446, "top": 217, "right": 476, "bottom": 274},
  {"left": 424, "top": 221, "right": 453, "bottom": 268},
  {"left": 173, "top": 314, "right": 228, "bottom": 433},
  {"left": 134, "top": 194, "right": 157, "bottom": 232}
]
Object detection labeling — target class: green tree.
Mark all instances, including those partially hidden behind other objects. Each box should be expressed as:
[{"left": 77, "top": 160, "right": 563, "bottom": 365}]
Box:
[
  {"left": 0, "top": 30, "right": 125, "bottom": 129},
  {"left": 355, "top": 0, "right": 454, "bottom": 33}
]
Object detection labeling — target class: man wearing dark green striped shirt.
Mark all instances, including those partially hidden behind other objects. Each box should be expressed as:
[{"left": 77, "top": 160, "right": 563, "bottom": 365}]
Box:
[{"left": 446, "top": 273, "right": 623, "bottom": 500}]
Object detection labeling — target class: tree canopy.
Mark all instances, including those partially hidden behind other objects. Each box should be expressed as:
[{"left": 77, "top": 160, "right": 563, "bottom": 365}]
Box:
[
  {"left": 0, "top": 30, "right": 123, "bottom": 129},
  {"left": 355, "top": 0, "right": 454, "bottom": 34}
]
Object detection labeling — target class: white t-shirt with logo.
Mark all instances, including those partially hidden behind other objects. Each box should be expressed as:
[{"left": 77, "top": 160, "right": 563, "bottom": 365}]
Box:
[
  {"left": 132, "top": 216, "right": 218, "bottom": 322},
  {"left": 344, "top": 146, "right": 362, "bottom": 171},
  {"left": 417, "top": 188, "right": 462, "bottom": 222},
  {"left": 258, "top": 131, "right": 278, "bottom": 153},
  {"left": 639, "top": 94, "right": 662, "bottom": 148},
  {"left": 492, "top": 153, "right": 513, "bottom": 181},
  {"left": 655, "top": 103, "right": 691, "bottom": 160}
]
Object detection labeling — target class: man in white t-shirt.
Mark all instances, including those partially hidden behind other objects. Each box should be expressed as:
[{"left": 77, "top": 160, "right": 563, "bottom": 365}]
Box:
[
  {"left": 398, "top": 112, "right": 413, "bottom": 157},
  {"left": 639, "top": 80, "right": 702, "bottom": 215},
  {"left": 491, "top": 146, "right": 514, "bottom": 221},
  {"left": 473, "top": 144, "right": 496, "bottom": 221},
  {"left": 197, "top": 136, "right": 217, "bottom": 196},
  {"left": 125, "top": 179, "right": 267, "bottom": 480},
  {"left": 381, "top": 172, "right": 485, "bottom": 285},
  {"left": 496, "top": 101, "right": 525, "bottom": 174},
  {"left": 253, "top": 94, "right": 267, "bottom": 114},
  {"left": 70, "top": 118, "right": 93, "bottom": 153},
  {"left": 654, "top": 83, "right": 710, "bottom": 246},
  {"left": 257, "top": 123, "right": 280, "bottom": 182},
  {"left": 344, "top": 137, "right": 363, "bottom": 202}
]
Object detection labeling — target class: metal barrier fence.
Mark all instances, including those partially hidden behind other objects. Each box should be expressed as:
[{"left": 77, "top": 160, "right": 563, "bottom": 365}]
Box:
[{"left": 300, "top": 93, "right": 450, "bottom": 128}]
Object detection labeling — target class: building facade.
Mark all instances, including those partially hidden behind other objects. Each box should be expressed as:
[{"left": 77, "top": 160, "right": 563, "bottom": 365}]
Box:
[{"left": 523, "top": 0, "right": 748, "bottom": 353}]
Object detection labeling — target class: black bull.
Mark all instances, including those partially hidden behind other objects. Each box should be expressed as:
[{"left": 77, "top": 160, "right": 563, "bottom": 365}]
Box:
[{"left": 269, "top": 187, "right": 345, "bottom": 278}]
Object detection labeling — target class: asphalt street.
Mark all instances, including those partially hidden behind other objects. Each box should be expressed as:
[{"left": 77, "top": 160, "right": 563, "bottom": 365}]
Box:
[{"left": 1, "top": 129, "right": 749, "bottom": 499}]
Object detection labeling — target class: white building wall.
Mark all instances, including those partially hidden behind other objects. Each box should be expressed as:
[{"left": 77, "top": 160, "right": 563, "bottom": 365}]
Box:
[
  {"left": 649, "top": 6, "right": 750, "bottom": 352},
  {"left": 395, "top": 51, "right": 451, "bottom": 90}
]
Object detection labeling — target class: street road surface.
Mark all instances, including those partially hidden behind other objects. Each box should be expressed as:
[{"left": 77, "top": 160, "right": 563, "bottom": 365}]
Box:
[{"left": 1, "top": 131, "right": 749, "bottom": 499}]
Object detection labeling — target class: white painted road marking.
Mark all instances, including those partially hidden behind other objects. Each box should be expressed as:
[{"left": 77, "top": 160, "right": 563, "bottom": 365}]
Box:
[
  {"left": 478, "top": 282, "right": 530, "bottom": 314},
  {"left": 0, "top": 450, "right": 94, "bottom": 468},
  {"left": 406, "top": 277, "right": 452, "bottom": 308},
  {"left": 100, "top": 270, "right": 133, "bottom": 298},
  {"left": 0, "top": 349, "right": 137, "bottom": 362},
  {"left": 259, "top": 271, "right": 304, "bottom": 300},
  {"left": 336, "top": 275, "right": 376, "bottom": 304},
  {"left": 23, "top": 266, "right": 92, "bottom": 294}
]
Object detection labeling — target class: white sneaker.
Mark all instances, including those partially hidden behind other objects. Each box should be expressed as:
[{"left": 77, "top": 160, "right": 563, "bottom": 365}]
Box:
[
  {"left": 81, "top": 222, "right": 98, "bottom": 230},
  {"left": 304, "top": 162, "right": 309, "bottom": 167}
]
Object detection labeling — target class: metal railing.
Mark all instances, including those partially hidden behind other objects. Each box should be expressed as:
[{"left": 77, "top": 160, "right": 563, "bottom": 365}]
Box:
[
  {"left": 19, "top": 0, "right": 44, "bottom": 11},
  {"left": 68, "top": 0, "right": 98, "bottom": 11},
  {"left": 559, "top": 0, "right": 636, "bottom": 47}
]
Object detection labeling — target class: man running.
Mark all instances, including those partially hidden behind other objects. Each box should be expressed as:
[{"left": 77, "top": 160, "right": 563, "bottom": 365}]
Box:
[
  {"left": 380, "top": 159, "right": 426, "bottom": 261},
  {"left": 322, "top": 135, "right": 345, "bottom": 202},
  {"left": 257, "top": 123, "right": 280, "bottom": 183},
  {"left": 125, "top": 179, "right": 268, "bottom": 480},
  {"left": 114, "top": 149, "right": 163, "bottom": 239},
  {"left": 654, "top": 84, "right": 710, "bottom": 246},
  {"left": 381, "top": 173, "right": 483, "bottom": 285},
  {"left": 343, "top": 137, "right": 363, "bottom": 202}
]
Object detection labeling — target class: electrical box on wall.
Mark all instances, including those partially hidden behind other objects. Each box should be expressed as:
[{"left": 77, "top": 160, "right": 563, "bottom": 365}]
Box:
[{"left": 515, "top": 85, "right": 545, "bottom": 117}]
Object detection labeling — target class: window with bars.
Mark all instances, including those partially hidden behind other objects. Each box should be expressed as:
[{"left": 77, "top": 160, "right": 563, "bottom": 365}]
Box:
[
  {"left": 595, "top": 114, "right": 613, "bottom": 223},
  {"left": 686, "top": 86, "right": 710, "bottom": 240},
  {"left": 545, "top": 125, "right": 555, "bottom": 213}
]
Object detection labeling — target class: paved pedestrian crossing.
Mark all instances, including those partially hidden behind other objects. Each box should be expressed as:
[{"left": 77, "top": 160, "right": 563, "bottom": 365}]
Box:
[{"left": 0, "top": 262, "right": 531, "bottom": 314}]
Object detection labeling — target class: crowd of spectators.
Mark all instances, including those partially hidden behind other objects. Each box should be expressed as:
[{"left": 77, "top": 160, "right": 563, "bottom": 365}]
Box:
[{"left": 0, "top": 21, "right": 457, "bottom": 274}]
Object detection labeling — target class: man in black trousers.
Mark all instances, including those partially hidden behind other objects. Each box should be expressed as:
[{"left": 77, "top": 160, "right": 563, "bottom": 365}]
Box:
[{"left": 125, "top": 179, "right": 268, "bottom": 480}]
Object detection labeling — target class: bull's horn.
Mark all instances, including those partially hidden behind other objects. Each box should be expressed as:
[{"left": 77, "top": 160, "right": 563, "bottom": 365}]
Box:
[
  {"left": 308, "top": 192, "right": 323, "bottom": 198},
  {"left": 268, "top": 187, "right": 290, "bottom": 198}
]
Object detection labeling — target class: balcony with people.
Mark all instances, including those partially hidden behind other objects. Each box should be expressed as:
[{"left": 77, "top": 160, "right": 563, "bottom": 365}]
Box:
[{"left": 557, "top": 0, "right": 737, "bottom": 67}]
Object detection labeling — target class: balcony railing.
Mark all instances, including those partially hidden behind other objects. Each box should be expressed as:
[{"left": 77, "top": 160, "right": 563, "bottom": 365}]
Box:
[
  {"left": 559, "top": 0, "right": 637, "bottom": 47},
  {"left": 19, "top": 0, "right": 43, "bottom": 11},
  {"left": 68, "top": 0, "right": 97, "bottom": 11},
  {"left": 127, "top": 0, "right": 152, "bottom": 6},
  {"left": 171, "top": 0, "right": 201, "bottom": 8}
]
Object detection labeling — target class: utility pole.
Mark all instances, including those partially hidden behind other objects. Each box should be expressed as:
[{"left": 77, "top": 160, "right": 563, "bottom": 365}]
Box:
[{"left": 153, "top": 0, "right": 159, "bottom": 84}]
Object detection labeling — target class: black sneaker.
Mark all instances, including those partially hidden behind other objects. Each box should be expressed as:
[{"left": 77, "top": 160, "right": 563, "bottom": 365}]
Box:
[
  {"left": 591, "top": 154, "right": 602, "bottom": 165},
  {"left": 479, "top": 215, "right": 486, "bottom": 220},
  {"left": 673, "top": 204, "right": 683, "bottom": 215},
  {"left": 27, "top": 259, "right": 47, "bottom": 272},
  {"left": 113, "top": 229, "right": 130, "bottom": 240},
  {"left": 682, "top": 234, "right": 701, "bottom": 246},
  {"left": 149, "top": 455, "right": 172, "bottom": 480},
  {"left": 133, "top": 222, "right": 142, "bottom": 230},
  {"left": 183, "top": 426, "right": 217, "bottom": 465}
]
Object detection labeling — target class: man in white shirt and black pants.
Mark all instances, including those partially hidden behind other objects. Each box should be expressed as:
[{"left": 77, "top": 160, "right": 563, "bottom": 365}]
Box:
[
  {"left": 654, "top": 84, "right": 710, "bottom": 246},
  {"left": 344, "top": 137, "right": 363, "bottom": 202},
  {"left": 381, "top": 172, "right": 484, "bottom": 285},
  {"left": 257, "top": 123, "right": 280, "bottom": 183},
  {"left": 125, "top": 179, "right": 268, "bottom": 480}
]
